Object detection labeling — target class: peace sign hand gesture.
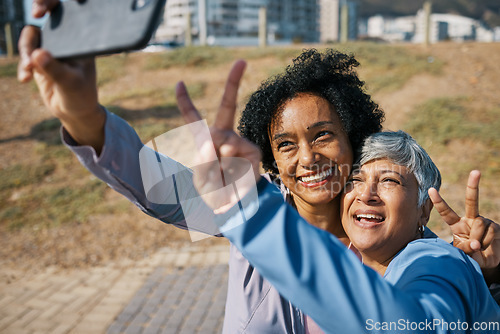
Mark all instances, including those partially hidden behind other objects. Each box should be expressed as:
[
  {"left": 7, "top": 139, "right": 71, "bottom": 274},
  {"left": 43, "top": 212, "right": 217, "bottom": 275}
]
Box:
[
  {"left": 428, "top": 170, "right": 500, "bottom": 269},
  {"left": 175, "top": 60, "right": 262, "bottom": 212}
]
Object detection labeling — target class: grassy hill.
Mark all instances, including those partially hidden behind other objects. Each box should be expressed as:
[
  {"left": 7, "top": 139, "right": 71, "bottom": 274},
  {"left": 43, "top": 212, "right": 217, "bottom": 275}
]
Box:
[{"left": 1, "top": 42, "right": 499, "bottom": 274}]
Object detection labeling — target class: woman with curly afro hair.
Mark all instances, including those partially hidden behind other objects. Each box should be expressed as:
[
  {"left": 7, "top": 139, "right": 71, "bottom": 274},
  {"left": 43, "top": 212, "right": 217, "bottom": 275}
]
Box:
[
  {"left": 239, "top": 48, "right": 384, "bottom": 175},
  {"left": 238, "top": 49, "right": 384, "bottom": 236},
  {"left": 230, "top": 48, "right": 385, "bottom": 331}
]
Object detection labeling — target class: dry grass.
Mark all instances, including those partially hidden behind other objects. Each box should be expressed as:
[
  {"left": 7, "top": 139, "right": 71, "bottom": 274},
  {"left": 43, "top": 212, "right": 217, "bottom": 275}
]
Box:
[{"left": 1, "top": 42, "right": 499, "bottom": 277}]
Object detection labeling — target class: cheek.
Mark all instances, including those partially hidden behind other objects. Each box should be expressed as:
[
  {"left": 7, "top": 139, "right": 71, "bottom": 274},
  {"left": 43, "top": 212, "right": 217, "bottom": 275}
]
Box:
[
  {"left": 274, "top": 156, "right": 296, "bottom": 178},
  {"left": 340, "top": 192, "right": 354, "bottom": 217},
  {"left": 334, "top": 146, "right": 353, "bottom": 176},
  {"left": 388, "top": 194, "right": 419, "bottom": 222}
]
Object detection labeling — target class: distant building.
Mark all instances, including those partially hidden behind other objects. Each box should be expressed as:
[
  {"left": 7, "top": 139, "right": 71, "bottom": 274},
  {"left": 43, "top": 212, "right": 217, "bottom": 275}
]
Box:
[
  {"left": 320, "top": 0, "right": 339, "bottom": 43},
  {"left": 155, "top": 0, "right": 319, "bottom": 46},
  {"left": 363, "top": 11, "right": 495, "bottom": 44},
  {"left": 364, "top": 15, "right": 415, "bottom": 42},
  {"left": 319, "top": 0, "right": 358, "bottom": 43},
  {"left": 414, "top": 12, "right": 494, "bottom": 43},
  {"left": 494, "top": 27, "right": 500, "bottom": 42},
  {"left": 0, "top": 0, "right": 25, "bottom": 55}
]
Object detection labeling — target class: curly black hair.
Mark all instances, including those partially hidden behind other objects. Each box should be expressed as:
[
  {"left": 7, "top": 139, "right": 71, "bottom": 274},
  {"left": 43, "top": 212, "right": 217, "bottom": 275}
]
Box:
[{"left": 238, "top": 48, "right": 385, "bottom": 174}]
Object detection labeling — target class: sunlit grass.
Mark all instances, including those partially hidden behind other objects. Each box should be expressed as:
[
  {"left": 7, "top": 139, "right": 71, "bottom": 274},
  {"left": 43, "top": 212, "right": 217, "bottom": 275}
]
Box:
[
  {"left": 101, "top": 81, "right": 206, "bottom": 106},
  {"left": 404, "top": 96, "right": 500, "bottom": 231},
  {"left": 0, "top": 61, "right": 17, "bottom": 78},
  {"left": 0, "top": 44, "right": 470, "bottom": 233},
  {"left": 96, "top": 54, "right": 130, "bottom": 86},
  {"left": 334, "top": 42, "right": 444, "bottom": 93},
  {"left": 1, "top": 178, "right": 109, "bottom": 230}
]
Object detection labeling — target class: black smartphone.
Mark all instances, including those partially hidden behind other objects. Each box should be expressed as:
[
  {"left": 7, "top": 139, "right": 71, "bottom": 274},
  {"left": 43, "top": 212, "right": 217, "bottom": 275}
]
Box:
[{"left": 41, "top": 0, "right": 167, "bottom": 59}]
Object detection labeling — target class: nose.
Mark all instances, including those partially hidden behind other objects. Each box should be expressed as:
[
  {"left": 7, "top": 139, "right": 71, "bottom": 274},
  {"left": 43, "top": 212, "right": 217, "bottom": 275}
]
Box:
[
  {"left": 298, "top": 144, "right": 319, "bottom": 168},
  {"left": 357, "top": 181, "right": 381, "bottom": 204}
]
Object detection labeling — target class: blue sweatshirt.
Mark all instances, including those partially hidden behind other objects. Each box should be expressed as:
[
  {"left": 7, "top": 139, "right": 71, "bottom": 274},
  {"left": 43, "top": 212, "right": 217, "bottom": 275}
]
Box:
[{"left": 220, "top": 178, "right": 500, "bottom": 333}]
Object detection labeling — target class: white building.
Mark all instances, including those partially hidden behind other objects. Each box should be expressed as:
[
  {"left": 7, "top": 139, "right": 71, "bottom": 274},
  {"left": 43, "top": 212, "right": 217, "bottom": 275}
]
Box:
[
  {"left": 495, "top": 27, "right": 500, "bottom": 42},
  {"left": 364, "top": 11, "right": 495, "bottom": 44},
  {"left": 319, "top": 0, "right": 359, "bottom": 43},
  {"left": 414, "top": 11, "right": 493, "bottom": 43},
  {"left": 365, "top": 15, "right": 415, "bottom": 42},
  {"left": 155, "top": 0, "right": 319, "bottom": 46},
  {"left": 320, "top": 0, "right": 340, "bottom": 43}
]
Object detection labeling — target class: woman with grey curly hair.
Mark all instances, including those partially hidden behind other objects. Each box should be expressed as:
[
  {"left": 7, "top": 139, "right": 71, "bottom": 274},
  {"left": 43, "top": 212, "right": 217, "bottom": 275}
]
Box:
[{"left": 217, "top": 130, "right": 500, "bottom": 333}]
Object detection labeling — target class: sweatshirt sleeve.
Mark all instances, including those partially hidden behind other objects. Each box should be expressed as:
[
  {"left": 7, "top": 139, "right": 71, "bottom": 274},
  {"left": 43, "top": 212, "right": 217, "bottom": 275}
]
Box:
[
  {"left": 220, "top": 178, "right": 500, "bottom": 333},
  {"left": 61, "top": 109, "right": 218, "bottom": 236}
]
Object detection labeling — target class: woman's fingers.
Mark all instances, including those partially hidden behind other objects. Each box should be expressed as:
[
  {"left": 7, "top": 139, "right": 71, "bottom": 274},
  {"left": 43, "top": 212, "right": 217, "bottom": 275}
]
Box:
[
  {"left": 478, "top": 218, "right": 499, "bottom": 248},
  {"left": 464, "top": 170, "right": 480, "bottom": 219},
  {"left": 214, "top": 60, "right": 247, "bottom": 130},
  {"left": 17, "top": 25, "right": 41, "bottom": 82},
  {"left": 469, "top": 217, "right": 490, "bottom": 251},
  {"left": 428, "top": 188, "right": 461, "bottom": 226},
  {"left": 32, "top": 0, "right": 60, "bottom": 18},
  {"left": 175, "top": 81, "right": 218, "bottom": 165},
  {"left": 31, "top": 49, "right": 67, "bottom": 83},
  {"left": 176, "top": 81, "right": 203, "bottom": 124}
]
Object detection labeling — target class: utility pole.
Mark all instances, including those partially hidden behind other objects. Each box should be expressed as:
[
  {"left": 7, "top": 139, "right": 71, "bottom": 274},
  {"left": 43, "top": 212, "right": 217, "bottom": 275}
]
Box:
[
  {"left": 198, "top": 0, "right": 207, "bottom": 46},
  {"left": 5, "top": 22, "right": 14, "bottom": 58},
  {"left": 340, "top": 2, "right": 349, "bottom": 43},
  {"left": 424, "top": 1, "right": 432, "bottom": 46},
  {"left": 259, "top": 7, "right": 267, "bottom": 48},
  {"left": 185, "top": 12, "right": 192, "bottom": 46}
]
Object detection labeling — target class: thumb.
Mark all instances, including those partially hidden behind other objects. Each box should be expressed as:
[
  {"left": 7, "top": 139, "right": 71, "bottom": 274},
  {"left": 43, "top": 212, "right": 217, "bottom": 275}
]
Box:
[
  {"left": 31, "top": 49, "right": 69, "bottom": 84},
  {"left": 470, "top": 239, "right": 481, "bottom": 251}
]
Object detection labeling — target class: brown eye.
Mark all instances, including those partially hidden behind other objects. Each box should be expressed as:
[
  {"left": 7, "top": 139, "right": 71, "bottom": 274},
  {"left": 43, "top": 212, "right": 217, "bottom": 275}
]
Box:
[
  {"left": 277, "top": 141, "right": 293, "bottom": 151},
  {"left": 349, "top": 176, "right": 363, "bottom": 187},
  {"left": 315, "top": 131, "right": 333, "bottom": 141},
  {"left": 382, "top": 178, "right": 400, "bottom": 185}
]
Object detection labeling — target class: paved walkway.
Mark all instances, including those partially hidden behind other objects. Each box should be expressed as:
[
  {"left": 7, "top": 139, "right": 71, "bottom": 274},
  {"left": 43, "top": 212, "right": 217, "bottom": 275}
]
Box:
[{"left": 0, "top": 245, "right": 230, "bottom": 334}]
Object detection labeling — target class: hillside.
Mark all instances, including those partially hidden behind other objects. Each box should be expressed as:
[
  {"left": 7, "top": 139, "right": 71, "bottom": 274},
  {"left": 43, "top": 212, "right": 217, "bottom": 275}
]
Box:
[
  {"left": 1, "top": 42, "right": 499, "bottom": 279},
  {"left": 358, "top": 0, "right": 500, "bottom": 27}
]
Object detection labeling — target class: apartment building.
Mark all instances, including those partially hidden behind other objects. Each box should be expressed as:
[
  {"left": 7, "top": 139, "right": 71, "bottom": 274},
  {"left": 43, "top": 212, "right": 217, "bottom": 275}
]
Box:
[
  {"left": 0, "top": 0, "right": 25, "bottom": 55},
  {"left": 319, "top": 0, "right": 358, "bottom": 43},
  {"left": 363, "top": 10, "right": 496, "bottom": 44},
  {"left": 414, "top": 11, "right": 494, "bottom": 43},
  {"left": 155, "top": 0, "right": 319, "bottom": 45}
]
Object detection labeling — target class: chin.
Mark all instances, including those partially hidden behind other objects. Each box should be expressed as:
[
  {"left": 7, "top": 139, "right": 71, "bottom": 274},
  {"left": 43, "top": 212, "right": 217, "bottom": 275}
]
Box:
[{"left": 304, "top": 195, "right": 338, "bottom": 206}]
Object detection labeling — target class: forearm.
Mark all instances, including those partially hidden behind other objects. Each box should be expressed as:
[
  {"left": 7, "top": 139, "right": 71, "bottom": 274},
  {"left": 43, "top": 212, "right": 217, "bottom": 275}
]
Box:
[
  {"left": 63, "top": 109, "right": 216, "bottom": 233},
  {"left": 60, "top": 104, "right": 106, "bottom": 155}
]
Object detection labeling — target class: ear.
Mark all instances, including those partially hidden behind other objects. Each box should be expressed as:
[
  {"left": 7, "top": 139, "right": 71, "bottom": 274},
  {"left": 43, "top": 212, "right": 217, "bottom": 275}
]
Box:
[{"left": 419, "top": 198, "right": 433, "bottom": 227}]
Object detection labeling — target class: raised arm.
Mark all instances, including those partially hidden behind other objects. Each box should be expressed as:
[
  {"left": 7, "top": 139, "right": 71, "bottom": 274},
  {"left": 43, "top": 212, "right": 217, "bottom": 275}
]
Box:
[
  {"left": 218, "top": 180, "right": 500, "bottom": 332},
  {"left": 17, "top": 0, "right": 214, "bottom": 235},
  {"left": 18, "top": 0, "right": 105, "bottom": 153}
]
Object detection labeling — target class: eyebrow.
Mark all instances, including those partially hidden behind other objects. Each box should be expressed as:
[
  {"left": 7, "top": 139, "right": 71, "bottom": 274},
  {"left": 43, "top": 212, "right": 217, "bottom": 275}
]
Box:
[
  {"left": 354, "top": 168, "right": 407, "bottom": 180},
  {"left": 306, "top": 121, "right": 334, "bottom": 130},
  {"left": 272, "top": 132, "right": 289, "bottom": 141},
  {"left": 376, "top": 169, "right": 408, "bottom": 182},
  {"left": 272, "top": 121, "right": 335, "bottom": 141}
]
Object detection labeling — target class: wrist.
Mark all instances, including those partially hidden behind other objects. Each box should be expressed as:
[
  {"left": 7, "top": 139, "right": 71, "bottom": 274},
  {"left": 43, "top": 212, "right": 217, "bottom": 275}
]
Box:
[{"left": 60, "top": 104, "right": 106, "bottom": 154}]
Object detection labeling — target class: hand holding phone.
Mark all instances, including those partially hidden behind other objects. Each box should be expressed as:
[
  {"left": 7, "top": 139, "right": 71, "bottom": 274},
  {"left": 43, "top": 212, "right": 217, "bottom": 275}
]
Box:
[{"left": 41, "top": 0, "right": 167, "bottom": 59}]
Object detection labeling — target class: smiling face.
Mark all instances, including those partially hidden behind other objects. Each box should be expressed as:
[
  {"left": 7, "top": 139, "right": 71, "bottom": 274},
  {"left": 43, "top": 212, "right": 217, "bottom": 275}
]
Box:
[
  {"left": 341, "top": 159, "right": 431, "bottom": 270},
  {"left": 269, "top": 93, "right": 353, "bottom": 207}
]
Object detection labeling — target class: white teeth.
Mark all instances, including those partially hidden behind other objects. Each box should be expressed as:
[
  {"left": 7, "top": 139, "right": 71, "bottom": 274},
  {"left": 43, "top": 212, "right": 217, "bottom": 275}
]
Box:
[
  {"left": 356, "top": 214, "right": 383, "bottom": 221},
  {"left": 299, "top": 168, "right": 332, "bottom": 183}
]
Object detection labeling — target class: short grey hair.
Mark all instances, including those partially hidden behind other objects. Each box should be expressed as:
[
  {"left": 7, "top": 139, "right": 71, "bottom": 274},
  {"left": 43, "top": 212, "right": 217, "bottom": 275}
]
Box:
[{"left": 357, "top": 130, "right": 441, "bottom": 207}]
